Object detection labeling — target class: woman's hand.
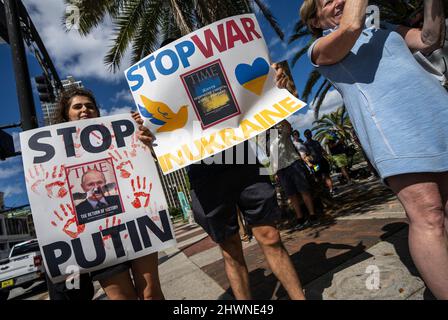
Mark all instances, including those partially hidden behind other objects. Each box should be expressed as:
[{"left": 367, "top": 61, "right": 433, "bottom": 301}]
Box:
[
  {"left": 272, "top": 63, "right": 298, "bottom": 97},
  {"left": 273, "top": 63, "right": 289, "bottom": 89},
  {"left": 131, "top": 111, "right": 155, "bottom": 148}
]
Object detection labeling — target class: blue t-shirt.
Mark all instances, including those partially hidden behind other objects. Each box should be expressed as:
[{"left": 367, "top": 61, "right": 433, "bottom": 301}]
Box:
[{"left": 308, "top": 21, "right": 448, "bottom": 180}]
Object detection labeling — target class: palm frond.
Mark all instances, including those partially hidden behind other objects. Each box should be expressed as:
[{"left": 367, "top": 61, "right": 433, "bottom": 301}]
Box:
[
  {"left": 251, "top": 0, "right": 284, "bottom": 40},
  {"left": 301, "top": 69, "right": 321, "bottom": 101},
  {"left": 313, "top": 82, "right": 332, "bottom": 119},
  {"left": 104, "top": 0, "right": 148, "bottom": 72},
  {"left": 64, "top": 0, "right": 125, "bottom": 36},
  {"left": 131, "top": 4, "right": 164, "bottom": 64},
  {"left": 291, "top": 38, "right": 314, "bottom": 67}
]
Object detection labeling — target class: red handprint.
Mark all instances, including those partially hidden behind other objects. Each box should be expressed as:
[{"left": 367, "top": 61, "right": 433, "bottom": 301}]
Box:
[
  {"left": 108, "top": 150, "right": 134, "bottom": 178},
  {"left": 129, "top": 176, "right": 152, "bottom": 209},
  {"left": 74, "top": 127, "right": 109, "bottom": 157},
  {"left": 51, "top": 203, "right": 85, "bottom": 239},
  {"left": 73, "top": 128, "right": 84, "bottom": 158},
  {"left": 98, "top": 216, "right": 128, "bottom": 245},
  {"left": 26, "top": 164, "right": 68, "bottom": 199},
  {"left": 129, "top": 132, "right": 149, "bottom": 157}
]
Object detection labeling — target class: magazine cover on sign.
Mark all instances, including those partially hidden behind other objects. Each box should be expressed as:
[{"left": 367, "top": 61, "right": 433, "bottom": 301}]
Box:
[
  {"left": 181, "top": 59, "right": 241, "bottom": 128},
  {"left": 66, "top": 158, "right": 124, "bottom": 225}
]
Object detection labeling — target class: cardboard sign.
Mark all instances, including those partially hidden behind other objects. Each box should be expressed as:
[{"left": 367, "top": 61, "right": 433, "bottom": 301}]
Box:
[
  {"left": 20, "top": 114, "right": 176, "bottom": 282},
  {"left": 125, "top": 14, "right": 307, "bottom": 174}
]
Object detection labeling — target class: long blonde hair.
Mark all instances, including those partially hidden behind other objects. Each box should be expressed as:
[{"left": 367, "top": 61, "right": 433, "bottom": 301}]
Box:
[{"left": 300, "top": 0, "right": 322, "bottom": 37}]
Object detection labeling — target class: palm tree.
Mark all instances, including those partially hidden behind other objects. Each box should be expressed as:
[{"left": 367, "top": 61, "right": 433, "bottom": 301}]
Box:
[
  {"left": 64, "top": 0, "right": 284, "bottom": 72},
  {"left": 311, "top": 106, "right": 354, "bottom": 146},
  {"left": 288, "top": 0, "right": 444, "bottom": 119}
]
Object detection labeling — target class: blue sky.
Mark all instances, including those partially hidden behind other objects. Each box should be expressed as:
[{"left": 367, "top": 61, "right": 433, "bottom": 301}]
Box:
[{"left": 0, "top": 0, "right": 342, "bottom": 208}]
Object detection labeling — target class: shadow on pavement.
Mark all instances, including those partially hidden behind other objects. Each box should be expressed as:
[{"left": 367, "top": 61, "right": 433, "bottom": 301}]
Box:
[
  {"left": 222, "top": 220, "right": 419, "bottom": 300},
  {"left": 380, "top": 222, "right": 436, "bottom": 300},
  {"left": 221, "top": 240, "right": 369, "bottom": 300},
  {"left": 278, "top": 178, "right": 400, "bottom": 236},
  {"left": 328, "top": 180, "right": 398, "bottom": 219}
]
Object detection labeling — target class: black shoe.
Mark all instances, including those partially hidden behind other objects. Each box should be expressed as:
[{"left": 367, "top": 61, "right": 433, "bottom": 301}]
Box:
[
  {"left": 309, "top": 216, "right": 320, "bottom": 227},
  {"left": 292, "top": 219, "right": 311, "bottom": 231}
]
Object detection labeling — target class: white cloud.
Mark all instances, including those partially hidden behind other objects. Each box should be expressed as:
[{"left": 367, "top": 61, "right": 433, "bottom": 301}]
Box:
[
  {"left": 310, "top": 89, "right": 343, "bottom": 113},
  {"left": 2, "top": 184, "right": 22, "bottom": 197},
  {"left": 23, "top": 0, "right": 131, "bottom": 82},
  {"left": 0, "top": 165, "right": 23, "bottom": 180},
  {"left": 111, "top": 89, "right": 135, "bottom": 104},
  {"left": 288, "top": 89, "right": 343, "bottom": 133},
  {"left": 99, "top": 106, "right": 133, "bottom": 117}
]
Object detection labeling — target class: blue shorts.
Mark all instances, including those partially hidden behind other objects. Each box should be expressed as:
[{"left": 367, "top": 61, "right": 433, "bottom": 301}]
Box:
[{"left": 277, "top": 161, "right": 310, "bottom": 197}]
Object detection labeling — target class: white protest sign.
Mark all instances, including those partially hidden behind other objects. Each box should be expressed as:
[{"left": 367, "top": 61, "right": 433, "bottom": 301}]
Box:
[
  {"left": 20, "top": 114, "right": 176, "bottom": 282},
  {"left": 125, "top": 14, "right": 307, "bottom": 174}
]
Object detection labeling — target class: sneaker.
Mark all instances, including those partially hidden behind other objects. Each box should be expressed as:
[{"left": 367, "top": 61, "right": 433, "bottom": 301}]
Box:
[
  {"left": 292, "top": 219, "right": 311, "bottom": 231},
  {"left": 309, "top": 216, "right": 321, "bottom": 226}
]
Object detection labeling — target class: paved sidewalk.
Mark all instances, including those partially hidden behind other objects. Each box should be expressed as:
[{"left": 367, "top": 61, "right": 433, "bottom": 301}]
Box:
[
  {"left": 156, "top": 177, "right": 433, "bottom": 300},
  {"left": 26, "top": 177, "right": 433, "bottom": 300}
]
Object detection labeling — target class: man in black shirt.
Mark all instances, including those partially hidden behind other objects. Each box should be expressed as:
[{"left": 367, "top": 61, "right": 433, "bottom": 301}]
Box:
[{"left": 303, "top": 129, "right": 334, "bottom": 194}]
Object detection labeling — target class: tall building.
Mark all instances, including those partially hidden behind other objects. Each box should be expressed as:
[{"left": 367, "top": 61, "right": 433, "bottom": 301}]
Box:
[
  {"left": 41, "top": 76, "right": 83, "bottom": 126},
  {"left": 155, "top": 163, "right": 191, "bottom": 210}
]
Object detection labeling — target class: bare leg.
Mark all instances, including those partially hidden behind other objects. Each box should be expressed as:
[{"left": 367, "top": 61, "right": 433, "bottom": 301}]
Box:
[
  {"left": 99, "top": 270, "right": 138, "bottom": 300},
  {"left": 237, "top": 208, "right": 250, "bottom": 242},
  {"left": 251, "top": 224, "right": 305, "bottom": 300},
  {"left": 131, "top": 252, "right": 164, "bottom": 300},
  {"left": 323, "top": 173, "right": 334, "bottom": 191},
  {"left": 301, "top": 191, "right": 316, "bottom": 217},
  {"left": 438, "top": 172, "right": 448, "bottom": 234},
  {"left": 340, "top": 166, "right": 352, "bottom": 183},
  {"left": 219, "top": 233, "right": 251, "bottom": 299},
  {"left": 388, "top": 173, "right": 448, "bottom": 299},
  {"left": 288, "top": 193, "right": 304, "bottom": 220}
]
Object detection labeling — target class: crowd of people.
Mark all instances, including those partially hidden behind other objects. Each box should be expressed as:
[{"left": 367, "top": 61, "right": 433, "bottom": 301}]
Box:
[{"left": 36, "top": 0, "right": 446, "bottom": 300}]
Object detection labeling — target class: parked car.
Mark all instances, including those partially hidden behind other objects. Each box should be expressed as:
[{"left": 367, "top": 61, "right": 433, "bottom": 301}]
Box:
[{"left": 0, "top": 239, "right": 45, "bottom": 300}]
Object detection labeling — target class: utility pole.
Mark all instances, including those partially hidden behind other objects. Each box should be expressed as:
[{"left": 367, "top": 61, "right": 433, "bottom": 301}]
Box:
[{"left": 4, "top": 0, "right": 38, "bottom": 131}]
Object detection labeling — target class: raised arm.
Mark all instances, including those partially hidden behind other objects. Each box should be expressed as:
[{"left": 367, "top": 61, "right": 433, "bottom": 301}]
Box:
[
  {"left": 311, "top": 0, "right": 368, "bottom": 66},
  {"left": 396, "top": 0, "right": 445, "bottom": 55}
]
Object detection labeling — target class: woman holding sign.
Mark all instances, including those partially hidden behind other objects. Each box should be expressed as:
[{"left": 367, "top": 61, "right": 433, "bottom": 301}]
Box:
[
  {"left": 301, "top": 0, "right": 448, "bottom": 298},
  {"left": 47, "top": 87, "right": 163, "bottom": 300}
]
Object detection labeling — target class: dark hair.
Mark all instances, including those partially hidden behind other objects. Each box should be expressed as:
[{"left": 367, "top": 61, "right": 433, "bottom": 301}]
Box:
[
  {"left": 54, "top": 88, "right": 100, "bottom": 124},
  {"left": 292, "top": 130, "right": 300, "bottom": 137},
  {"left": 304, "top": 129, "right": 312, "bottom": 136}
]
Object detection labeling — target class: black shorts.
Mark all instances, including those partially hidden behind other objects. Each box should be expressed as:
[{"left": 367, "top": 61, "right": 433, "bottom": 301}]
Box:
[
  {"left": 191, "top": 165, "right": 281, "bottom": 244},
  {"left": 90, "top": 262, "right": 131, "bottom": 282},
  {"left": 316, "top": 158, "right": 331, "bottom": 176},
  {"left": 277, "top": 160, "right": 310, "bottom": 197}
]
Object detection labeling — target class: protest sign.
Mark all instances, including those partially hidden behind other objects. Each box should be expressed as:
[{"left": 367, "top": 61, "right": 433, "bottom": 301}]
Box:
[
  {"left": 20, "top": 114, "right": 176, "bottom": 282},
  {"left": 125, "top": 14, "right": 307, "bottom": 174}
]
